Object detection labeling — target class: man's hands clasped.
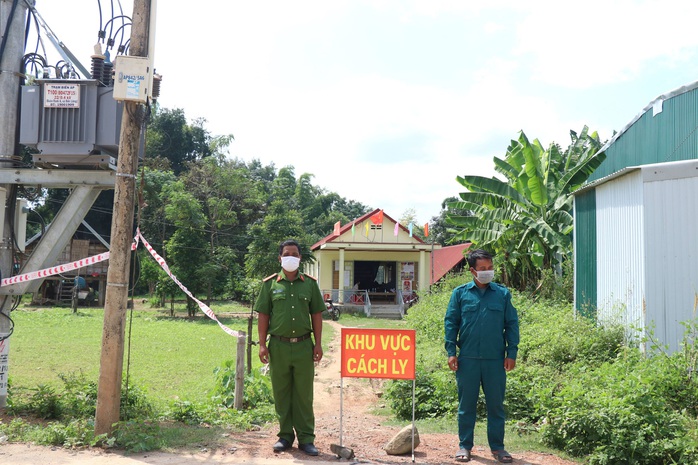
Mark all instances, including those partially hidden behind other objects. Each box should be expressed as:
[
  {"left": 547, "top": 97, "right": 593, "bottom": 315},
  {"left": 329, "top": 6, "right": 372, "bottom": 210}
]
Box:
[{"left": 447, "top": 355, "right": 516, "bottom": 371}]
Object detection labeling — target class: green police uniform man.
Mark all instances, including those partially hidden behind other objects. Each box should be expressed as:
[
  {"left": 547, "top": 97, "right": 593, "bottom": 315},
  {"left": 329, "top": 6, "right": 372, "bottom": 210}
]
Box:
[
  {"left": 444, "top": 249, "right": 519, "bottom": 463},
  {"left": 255, "top": 239, "right": 325, "bottom": 456}
]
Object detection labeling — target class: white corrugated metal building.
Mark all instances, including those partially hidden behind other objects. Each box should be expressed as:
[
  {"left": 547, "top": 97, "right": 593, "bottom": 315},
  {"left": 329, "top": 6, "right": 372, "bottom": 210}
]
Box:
[{"left": 573, "top": 82, "right": 698, "bottom": 353}]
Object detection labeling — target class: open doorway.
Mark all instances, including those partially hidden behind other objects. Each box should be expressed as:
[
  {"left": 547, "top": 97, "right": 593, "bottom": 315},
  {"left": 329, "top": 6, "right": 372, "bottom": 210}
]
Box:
[{"left": 354, "top": 261, "right": 397, "bottom": 292}]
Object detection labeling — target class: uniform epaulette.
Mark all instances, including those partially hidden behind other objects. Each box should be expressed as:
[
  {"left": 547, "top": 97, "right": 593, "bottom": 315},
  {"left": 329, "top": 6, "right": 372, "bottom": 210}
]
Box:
[
  {"left": 304, "top": 274, "right": 318, "bottom": 281},
  {"left": 263, "top": 273, "right": 278, "bottom": 282}
]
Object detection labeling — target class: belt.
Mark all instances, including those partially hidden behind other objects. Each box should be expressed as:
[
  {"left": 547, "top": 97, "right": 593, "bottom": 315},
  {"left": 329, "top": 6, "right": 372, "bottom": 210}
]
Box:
[{"left": 270, "top": 333, "right": 312, "bottom": 343}]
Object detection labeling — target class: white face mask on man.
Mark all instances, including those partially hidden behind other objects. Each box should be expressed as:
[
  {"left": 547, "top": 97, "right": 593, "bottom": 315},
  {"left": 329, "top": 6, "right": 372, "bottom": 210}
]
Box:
[
  {"left": 281, "top": 256, "right": 300, "bottom": 272},
  {"left": 475, "top": 270, "right": 495, "bottom": 284}
]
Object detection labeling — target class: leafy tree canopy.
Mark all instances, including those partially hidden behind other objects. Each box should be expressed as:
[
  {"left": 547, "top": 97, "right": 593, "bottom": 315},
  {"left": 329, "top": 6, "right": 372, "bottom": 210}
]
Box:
[{"left": 447, "top": 126, "right": 606, "bottom": 290}]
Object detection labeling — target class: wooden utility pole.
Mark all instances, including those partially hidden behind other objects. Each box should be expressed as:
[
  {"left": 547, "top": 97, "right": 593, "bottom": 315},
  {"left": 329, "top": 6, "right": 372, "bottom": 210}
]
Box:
[
  {"left": 94, "top": 0, "right": 151, "bottom": 435},
  {"left": 0, "top": 0, "right": 33, "bottom": 409}
]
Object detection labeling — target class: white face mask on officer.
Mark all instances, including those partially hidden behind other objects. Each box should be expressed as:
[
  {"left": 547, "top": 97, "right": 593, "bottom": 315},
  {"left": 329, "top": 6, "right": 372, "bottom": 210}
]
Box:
[
  {"left": 475, "top": 270, "right": 495, "bottom": 284},
  {"left": 281, "top": 256, "right": 300, "bottom": 273}
]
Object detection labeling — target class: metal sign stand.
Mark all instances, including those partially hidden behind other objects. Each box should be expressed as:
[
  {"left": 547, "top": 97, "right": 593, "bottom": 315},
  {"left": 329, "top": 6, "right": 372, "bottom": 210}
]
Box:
[
  {"left": 412, "top": 378, "right": 416, "bottom": 463},
  {"left": 340, "top": 376, "right": 344, "bottom": 446},
  {"left": 335, "top": 327, "right": 416, "bottom": 461}
]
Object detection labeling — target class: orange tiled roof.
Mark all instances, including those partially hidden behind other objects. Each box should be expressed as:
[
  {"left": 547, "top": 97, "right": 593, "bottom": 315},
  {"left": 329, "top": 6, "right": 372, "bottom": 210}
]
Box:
[
  {"left": 431, "top": 243, "right": 470, "bottom": 284},
  {"left": 311, "top": 209, "right": 425, "bottom": 250}
]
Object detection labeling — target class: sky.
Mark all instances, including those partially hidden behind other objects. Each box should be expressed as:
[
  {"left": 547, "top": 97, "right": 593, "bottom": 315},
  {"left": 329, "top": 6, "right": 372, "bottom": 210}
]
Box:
[{"left": 29, "top": 0, "right": 698, "bottom": 224}]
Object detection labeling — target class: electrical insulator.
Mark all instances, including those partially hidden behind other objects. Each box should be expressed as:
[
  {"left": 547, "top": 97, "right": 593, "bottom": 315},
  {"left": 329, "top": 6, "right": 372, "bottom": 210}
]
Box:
[
  {"left": 152, "top": 73, "right": 162, "bottom": 100},
  {"left": 102, "top": 61, "right": 114, "bottom": 87},
  {"left": 91, "top": 55, "right": 105, "bottom": 85}
]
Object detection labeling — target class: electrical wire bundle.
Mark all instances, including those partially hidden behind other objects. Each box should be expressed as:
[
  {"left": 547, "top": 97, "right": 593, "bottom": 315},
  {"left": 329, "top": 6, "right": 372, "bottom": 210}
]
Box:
[{"left": 19, "top": 0, "right": 132, "bottom": 82}]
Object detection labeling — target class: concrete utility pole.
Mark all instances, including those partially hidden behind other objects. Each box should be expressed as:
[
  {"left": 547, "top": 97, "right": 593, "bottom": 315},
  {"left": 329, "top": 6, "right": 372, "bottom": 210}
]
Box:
[
  {"left": 94, "top": 0, "right": 151, "bottom": 435},
  {"left": 0, "top": 0, "right": 33, "bottom": 409}
]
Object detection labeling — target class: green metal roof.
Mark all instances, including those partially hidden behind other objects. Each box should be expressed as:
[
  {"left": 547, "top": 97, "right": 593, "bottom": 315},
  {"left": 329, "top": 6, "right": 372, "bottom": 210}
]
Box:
[{"left": 588, "top": 80, "right": 698, "bottom": 183}]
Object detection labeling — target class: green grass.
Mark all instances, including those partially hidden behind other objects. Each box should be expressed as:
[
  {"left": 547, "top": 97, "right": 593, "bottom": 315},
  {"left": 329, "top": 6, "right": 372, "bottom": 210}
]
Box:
[
  {"left": 157, "top": 422, "right": 231, "bottom": 451},
  {"left": 9, "top": 302, "right": 337, "bottom": 410}
]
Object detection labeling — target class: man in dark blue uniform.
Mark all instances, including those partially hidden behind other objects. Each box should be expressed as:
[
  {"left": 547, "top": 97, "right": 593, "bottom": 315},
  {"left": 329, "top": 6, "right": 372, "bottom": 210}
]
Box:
[{"left": 444, "top": 249, "right": 519, "bottom": 463}]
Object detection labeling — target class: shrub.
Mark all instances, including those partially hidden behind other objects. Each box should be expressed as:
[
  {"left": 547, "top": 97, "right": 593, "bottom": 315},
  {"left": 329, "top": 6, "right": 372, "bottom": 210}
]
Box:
[
  {"left": 516, "top": 300, "right": 624, "bottom": 369},
  {"left": 170, "top": 400, "right": 205, "bottom": 425},
  {"left": 111, "top": 419, "right": 162, "bottom": 452},
  {"left": 505, "top": 363, "right": 562, "bottom": 422},
  {"left": 0, "top": 417, "right": 30, "bottom": 440},
  {"left": 25, "top": 384, "right": 63, "bottom": 420},
  {"left": 535, "top": 259, "right": 574, "bottom": 303},
  {"left": 212, "top": 361, "right": 274, "bottom": 409},
  {"left": 8, "top": 371, "right": 154, "bottom": 423},
  {"left": 120, "top": 381, "right": 155, "bottom": 421},
  {"left": 385, "top": 368, "right": 457, "bottom": 420},
  {"left": 541, "top": 348, "right": 698, "bottom": 464},
  {"left": 58, "top": 371, "right": 98, "bottom": 418},
  {"left": 27, "top": 418, "right": 100, "bottom": 448}
]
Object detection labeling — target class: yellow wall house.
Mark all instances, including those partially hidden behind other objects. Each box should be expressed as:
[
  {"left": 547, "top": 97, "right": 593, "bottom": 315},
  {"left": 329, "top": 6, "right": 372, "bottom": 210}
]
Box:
[{"left": 306, "top": 209, "right": 440, "bottom": 317}]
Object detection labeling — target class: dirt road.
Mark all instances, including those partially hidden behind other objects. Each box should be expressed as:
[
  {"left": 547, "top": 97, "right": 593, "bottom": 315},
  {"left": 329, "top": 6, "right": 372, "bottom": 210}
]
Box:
[{"left": 1, "top": 320, "right": 579, "bottom": 464}]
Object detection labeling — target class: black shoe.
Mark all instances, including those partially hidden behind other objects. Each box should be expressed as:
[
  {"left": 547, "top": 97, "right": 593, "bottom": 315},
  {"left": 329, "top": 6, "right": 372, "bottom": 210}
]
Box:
[
  {"left": 273, "top": 438, "right": 292, "bottom": 452},
  {"left": 298, "top": 443, "right": 319, "bottom": 456}
]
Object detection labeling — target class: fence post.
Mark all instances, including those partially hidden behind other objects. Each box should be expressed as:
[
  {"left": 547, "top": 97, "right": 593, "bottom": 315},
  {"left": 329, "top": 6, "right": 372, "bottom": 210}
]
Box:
[{"left": 234, "top": 331, "right": 246, "bottom": 410}]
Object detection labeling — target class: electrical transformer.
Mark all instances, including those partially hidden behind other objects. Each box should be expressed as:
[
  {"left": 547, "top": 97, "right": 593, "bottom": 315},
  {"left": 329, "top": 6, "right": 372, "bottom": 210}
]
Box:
[{"left": 19, "top": 79, "right": 122, "bottom": 169}]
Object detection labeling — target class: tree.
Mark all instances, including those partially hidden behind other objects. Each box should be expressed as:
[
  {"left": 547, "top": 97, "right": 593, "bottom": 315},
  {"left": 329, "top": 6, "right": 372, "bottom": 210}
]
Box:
[
  {"left": 159, "top": 177, "right": 212, "bottom": 315},
  {"left": 137, "top": 167, "right": 177, "bottom": 244},
  {"left": 447, "top": 126, "right": 606, "bottom": 290},
  {"left": 294, "top": 175, "right": 369, "bottom": 242},
  {"left": 180, "top": 154, "right": 265, "bottom": 302},
  {"left": 399, "top": 208, "right": 427, "bottom": 240},
  {"left": 145, "top": 108, "right": 223, "bottom": 175},
  {"left": 245, "top": 200, "right": 311, "bottom": 280},
  {"left": 429, "top": 197, "right": 473, "bottom": 246},
  {"left": 137, "top": 250, "right": 166, "bottom": 298},
  {"left": 270, "top": 166, "right": 298, "bottom": 204}
]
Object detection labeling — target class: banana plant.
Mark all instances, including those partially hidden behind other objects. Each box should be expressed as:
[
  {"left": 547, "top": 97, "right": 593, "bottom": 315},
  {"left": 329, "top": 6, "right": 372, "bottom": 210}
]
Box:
[{"left": 447, "top": 126, "right": 606, "bottom": 289}]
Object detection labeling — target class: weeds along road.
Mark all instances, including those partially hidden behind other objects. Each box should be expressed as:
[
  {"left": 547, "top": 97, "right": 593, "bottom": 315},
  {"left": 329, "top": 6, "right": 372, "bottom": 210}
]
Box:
[{"left": 1, "top": 320, "right": 580, "bottom": 465}]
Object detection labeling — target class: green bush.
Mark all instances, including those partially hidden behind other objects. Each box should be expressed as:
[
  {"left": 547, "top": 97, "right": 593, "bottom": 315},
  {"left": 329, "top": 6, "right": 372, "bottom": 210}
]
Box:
[
  {"left": 111, "top": 419, "right": 162, "bottom": 452},
  {"left": 517, "top": 300, "right": 624, "bottom": 369},
  {"left": 505, "top": 363, "right": 562, "bottom": 422},
  {"left": 541, "top": 348, "right": 698, "bottom": 464},
  {"left": 0, "top": 416, "right": 101, "bottom": 448},
  {"left": 27, "top": 418, "right": 100, "bottom": 448},
  {"left": 8, "top": 371, "right": 154, "bottom": 423},
  {"left": 404, "top": 278, "right": 456, "bottom": 343},
  {"left": 385, "top": 368, "right": 457, "bottom": 420},
  {"left": 212, "top": 361, "right": 274, "bottom": 409},
  {"left": 23, "top": 384, "right": 63, "bottom": 420},
  {"left": 58, "top": 371, "right": 98, "bottom": 418},
  {"left": 0, "top": 417, "right": 30, "bottom": 440},
  {"left": 170, "top": 400, "right": 205, "bottom": 425},
  {"left": 120, "top": 381, "right": 155, "bottom": 421},
  {"left": 535, "top": 259, "right": 574, "bottom": 303}
]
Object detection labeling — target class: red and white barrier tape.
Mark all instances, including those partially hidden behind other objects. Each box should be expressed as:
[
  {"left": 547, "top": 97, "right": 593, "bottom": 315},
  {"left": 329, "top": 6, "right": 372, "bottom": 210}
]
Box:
[
  {"left": 135, "top": 228, "right": 242, "bottom": 338},
  {"left": 1, "top": 230, "right": 242, "bottom": 339},
  {"left": 0, "top": 242, "right": 137, "bottom": 287}
]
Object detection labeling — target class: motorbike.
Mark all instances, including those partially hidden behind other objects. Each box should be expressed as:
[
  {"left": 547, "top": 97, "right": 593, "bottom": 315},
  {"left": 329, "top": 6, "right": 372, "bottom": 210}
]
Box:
[{"left": 324, "top": 297, "right": 340, "bottom": 321}]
